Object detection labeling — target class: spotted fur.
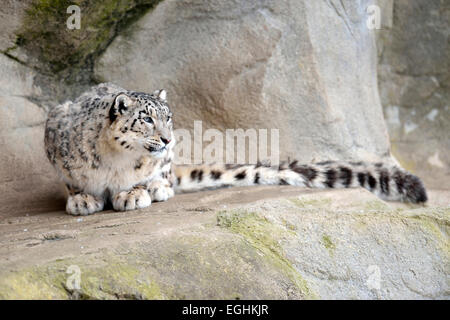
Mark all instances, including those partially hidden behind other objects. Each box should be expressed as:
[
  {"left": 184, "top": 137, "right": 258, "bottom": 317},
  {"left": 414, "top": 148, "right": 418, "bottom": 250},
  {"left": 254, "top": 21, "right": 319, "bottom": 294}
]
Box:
[
  {"left": 174, "top": 160, "right": 427, "bottom": 203},
  {"left": 45, "top": 83, "right": 175, "bottom": 215},
  {"left": 45, "top": 84, "right": 427, "bottom": 215}
]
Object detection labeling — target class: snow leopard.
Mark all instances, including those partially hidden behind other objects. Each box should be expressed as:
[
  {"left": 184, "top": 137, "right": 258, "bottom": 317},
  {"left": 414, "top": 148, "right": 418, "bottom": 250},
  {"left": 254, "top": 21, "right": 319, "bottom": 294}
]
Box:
[{"left": 44, "top": 83, "right": 428, "bottom": 216}]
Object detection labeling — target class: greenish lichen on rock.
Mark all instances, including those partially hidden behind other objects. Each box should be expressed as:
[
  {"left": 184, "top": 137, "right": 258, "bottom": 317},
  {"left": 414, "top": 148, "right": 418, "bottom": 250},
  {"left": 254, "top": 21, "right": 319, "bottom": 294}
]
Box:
[
  {"left": 14, "top": 0, "right": 162, "bottom": 80},
  {"left": 0, "top": 258, "right": 165, "bottom": 300},
  {"left": 72, "top": 261, "right": 164, "bottom": 299},
  {"left": 321, "top": 234, "right": 336, "bottom": 252},
  {"left": 406, "top": 208, "right": 450, "bottom": 257},
  {"left": 216, "top": 210, "right": 318, "bottom": 299},
  {"left": 288, "top": 197, "right": 332, "bottom": 209},
  {"left": 0, "top": 265, "right": 68, "bottom": 299},
  {"left": 363, "top": 200, "right": 390, "bottom": 212}
]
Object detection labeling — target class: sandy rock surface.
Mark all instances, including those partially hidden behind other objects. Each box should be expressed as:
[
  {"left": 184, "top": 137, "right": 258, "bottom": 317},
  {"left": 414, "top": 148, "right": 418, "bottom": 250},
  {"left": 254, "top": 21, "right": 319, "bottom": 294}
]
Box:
[{"left": 1, "top": 187, "right": 448, "bottom": 299}]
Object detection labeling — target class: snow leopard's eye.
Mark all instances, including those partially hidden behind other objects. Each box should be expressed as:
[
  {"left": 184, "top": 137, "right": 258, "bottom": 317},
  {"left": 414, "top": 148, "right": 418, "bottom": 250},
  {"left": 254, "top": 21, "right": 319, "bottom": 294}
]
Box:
[{"left": 143, "top": 117, "right": 153, "bottom": 124}]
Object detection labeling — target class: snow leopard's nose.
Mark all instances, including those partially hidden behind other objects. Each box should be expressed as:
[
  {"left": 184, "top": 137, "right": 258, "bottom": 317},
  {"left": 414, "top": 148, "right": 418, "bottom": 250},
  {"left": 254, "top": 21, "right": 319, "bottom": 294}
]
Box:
[{"left": 160, "top": 137, "right": 171, "bottom": 145}]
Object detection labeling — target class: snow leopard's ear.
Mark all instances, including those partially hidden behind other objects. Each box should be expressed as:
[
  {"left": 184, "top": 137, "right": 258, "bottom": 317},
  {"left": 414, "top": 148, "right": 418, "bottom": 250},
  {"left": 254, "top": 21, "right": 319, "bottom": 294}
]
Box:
[
  {"left": 109, "top": 93, "right": 133, "bottom": 123},
  {"left": 153, "top": 89, "right": 167, "bottom": 102}
]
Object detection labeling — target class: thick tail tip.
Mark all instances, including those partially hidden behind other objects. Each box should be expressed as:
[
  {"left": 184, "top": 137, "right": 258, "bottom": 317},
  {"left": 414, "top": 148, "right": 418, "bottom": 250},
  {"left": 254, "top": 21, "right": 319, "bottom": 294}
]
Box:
[{"left": 404, "top": 173, "right": 428, "bottom": 203}]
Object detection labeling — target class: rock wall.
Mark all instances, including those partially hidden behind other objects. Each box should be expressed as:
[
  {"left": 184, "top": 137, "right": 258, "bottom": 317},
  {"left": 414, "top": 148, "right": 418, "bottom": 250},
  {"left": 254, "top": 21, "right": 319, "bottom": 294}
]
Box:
[
  {"left": 0, "top": 55, "right": 66, "bottom": 217},
  {"left": 95, "top": 0, "right": 392, "bottom": 165},
  {"left": 376, "top": 0, "right": 449, "bottom": 189}
]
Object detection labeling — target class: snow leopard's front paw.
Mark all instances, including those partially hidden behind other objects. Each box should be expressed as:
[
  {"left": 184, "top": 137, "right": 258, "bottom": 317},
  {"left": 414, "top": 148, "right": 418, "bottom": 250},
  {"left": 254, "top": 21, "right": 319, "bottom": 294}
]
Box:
[
  {"left": 66, "top": 193, "right": 104, "bottom": 216},
  {"left": 152, "top": 186, "right": 174, "bottom": 202},
  {"left": 112, "top": 188, "right": 151, "bottom": 211},
  {"left": 149, "top": 182, "right": 174, "bottom": 202}
]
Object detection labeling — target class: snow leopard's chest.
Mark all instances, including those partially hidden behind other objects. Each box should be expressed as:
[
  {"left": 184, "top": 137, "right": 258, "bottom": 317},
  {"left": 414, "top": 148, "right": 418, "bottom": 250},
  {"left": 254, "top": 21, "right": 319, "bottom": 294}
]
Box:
[{"left": 74, "top": 154, "right": 165, "bottom": 197}]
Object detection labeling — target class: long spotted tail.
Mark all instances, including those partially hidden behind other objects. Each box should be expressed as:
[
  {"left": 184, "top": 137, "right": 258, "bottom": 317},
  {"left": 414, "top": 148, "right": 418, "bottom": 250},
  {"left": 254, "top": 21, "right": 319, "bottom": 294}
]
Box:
[{"left": 173, "top": 160, "right": 427, "bottom": 203}]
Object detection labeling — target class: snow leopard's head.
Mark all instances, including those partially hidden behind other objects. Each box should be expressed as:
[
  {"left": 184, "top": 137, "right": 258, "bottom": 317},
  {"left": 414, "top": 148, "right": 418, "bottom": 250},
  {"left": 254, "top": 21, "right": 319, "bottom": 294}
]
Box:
[{"left": 108, "top": 89, "right": 174, "bottom": 158}]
